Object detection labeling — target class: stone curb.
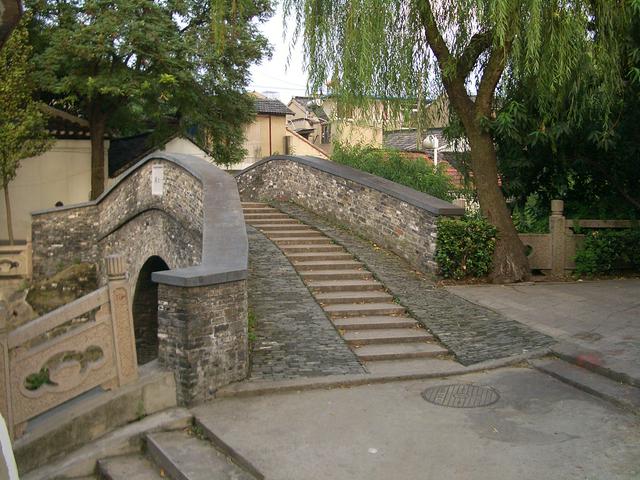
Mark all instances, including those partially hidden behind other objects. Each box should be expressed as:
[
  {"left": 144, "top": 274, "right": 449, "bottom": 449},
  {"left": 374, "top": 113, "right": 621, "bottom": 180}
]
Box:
[{"left": 216, "top": 348, "right": 550, "bottom": 399}]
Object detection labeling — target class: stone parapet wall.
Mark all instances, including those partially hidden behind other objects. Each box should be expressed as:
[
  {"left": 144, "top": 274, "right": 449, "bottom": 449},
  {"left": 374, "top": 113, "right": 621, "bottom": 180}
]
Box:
[
  {"left": 30, "top": 153, "right": 249, "bottom": 405},
  {"left": 32, "top": 205, "right": 100, "bottom": 279},
  {"left": 31, "top": 160, "right": 203, "bottom": 283},
  {"left": 236, "top": 155, "right": 464, "bottom": 274},
  {"left": 158, "top": 280, "right": 248, "bottom": 405}
]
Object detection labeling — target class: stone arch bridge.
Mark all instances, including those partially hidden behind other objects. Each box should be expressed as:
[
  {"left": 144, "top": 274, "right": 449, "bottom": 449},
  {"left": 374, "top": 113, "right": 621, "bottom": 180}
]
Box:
[{"left": 29, "top": 153, "right": 464, "bottom": 405}]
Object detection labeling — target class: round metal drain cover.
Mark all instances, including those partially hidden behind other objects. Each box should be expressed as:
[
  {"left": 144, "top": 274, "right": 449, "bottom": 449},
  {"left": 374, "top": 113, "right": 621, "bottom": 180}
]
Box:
[{"left": 421, "top": 384, "right": 499, "bottom": 408}]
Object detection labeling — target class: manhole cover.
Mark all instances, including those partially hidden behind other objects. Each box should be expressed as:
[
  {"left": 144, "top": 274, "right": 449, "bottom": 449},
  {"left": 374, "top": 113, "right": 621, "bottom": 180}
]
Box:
[{"left": 421, "top": 384, "right": 499, "bottom": 408}]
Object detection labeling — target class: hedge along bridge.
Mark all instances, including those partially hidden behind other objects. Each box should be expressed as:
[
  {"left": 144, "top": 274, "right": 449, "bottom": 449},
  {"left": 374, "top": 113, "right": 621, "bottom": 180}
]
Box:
[
  {"left": 23, "top": 153, "right": 248, "bottom": 414},
  {"left": 2, "top": 153, "right": 465, "bottom": 439}
]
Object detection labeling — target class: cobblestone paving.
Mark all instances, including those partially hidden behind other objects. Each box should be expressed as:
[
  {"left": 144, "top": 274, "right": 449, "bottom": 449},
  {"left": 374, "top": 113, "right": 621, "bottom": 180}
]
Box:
[
  {"left": 276, "top": 203, "right": 555, "bottom": 366},
  {"left": 247, "top": 226, "right": 366, "bottom": 380}
]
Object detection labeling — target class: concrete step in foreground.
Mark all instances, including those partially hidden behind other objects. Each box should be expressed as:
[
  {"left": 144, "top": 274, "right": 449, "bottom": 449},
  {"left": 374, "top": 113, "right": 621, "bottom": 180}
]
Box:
[
  {"left": 97, "top": 454, "right": 164, "bottom": 480},
  {"left": 147, "top": 430, "right": 257, "bottom": 480},
  {"left": 532, "top": 358, "right": 640, "bottom": 414}
]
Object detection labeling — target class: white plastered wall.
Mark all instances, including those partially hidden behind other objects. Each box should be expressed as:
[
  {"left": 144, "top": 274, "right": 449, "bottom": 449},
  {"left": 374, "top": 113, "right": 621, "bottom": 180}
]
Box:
[{"left": 0, "top": 139, "right": 109, "bottom": 241}]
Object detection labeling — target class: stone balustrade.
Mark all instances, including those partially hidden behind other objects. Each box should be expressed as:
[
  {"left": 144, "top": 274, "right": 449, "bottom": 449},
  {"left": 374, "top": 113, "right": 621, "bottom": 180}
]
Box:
[{"left": 0, "top": 254, "right": 137, "bottom": 439}]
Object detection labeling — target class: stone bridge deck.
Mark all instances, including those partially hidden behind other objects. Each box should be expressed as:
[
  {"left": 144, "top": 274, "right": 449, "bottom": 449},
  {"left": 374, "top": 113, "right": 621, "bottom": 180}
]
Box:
[{"left": 245, "top": 202, "right": 554, "bottom": 382}]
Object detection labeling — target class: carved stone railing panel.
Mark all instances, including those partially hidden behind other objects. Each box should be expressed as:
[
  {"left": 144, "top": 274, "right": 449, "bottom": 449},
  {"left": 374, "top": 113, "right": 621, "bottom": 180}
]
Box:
[
  {"left": 0, "top": 243, "right": 31, "bottom": 278},
  {"left": 518, "top": 200, "right": 636, "bottom": 275},
  {"left": 0, "top": 254, "right": 137, "bottom": 438}
]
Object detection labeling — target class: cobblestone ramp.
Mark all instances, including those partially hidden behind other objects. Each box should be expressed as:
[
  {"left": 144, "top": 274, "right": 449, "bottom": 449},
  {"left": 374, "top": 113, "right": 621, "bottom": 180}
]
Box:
[
  {"left": 247, "top": 224, "right": 365, "bottom": 380},
  {"left": 273, "top": 202, "right": 555, "bottom": 365},
  {"left": 244, "top": 203, "right": 450, "bottom": 378}
]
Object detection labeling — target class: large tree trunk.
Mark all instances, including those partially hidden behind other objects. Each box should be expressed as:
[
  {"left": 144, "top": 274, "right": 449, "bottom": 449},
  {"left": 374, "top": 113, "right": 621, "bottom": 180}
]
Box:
[
  {"left": 3, "top": 180, "right": 14, "bottom": 245},
  {"left": 89, "top": 106, "right": 107, "bottom": 200},
  {"left": 467, "top": 128, "right": 530, "bottom": 283}
]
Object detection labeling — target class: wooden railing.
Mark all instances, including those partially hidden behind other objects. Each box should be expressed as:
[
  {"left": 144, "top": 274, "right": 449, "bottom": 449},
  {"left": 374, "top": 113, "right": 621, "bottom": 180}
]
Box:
[
  {"left": 0, "top": 255, "right": 138, "bottom": 438},
  {"left": 520, "top": 200, "right": 636, "bottom": 275},
  {"left": 0, "top": 242, "right": 31, "bottom": 278}
]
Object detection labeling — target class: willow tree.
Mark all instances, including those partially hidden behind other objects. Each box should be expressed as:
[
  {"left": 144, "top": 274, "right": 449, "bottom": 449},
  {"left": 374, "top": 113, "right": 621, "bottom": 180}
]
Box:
[{"left": 284, "top": 0, "right": 629, "bottom": 282}]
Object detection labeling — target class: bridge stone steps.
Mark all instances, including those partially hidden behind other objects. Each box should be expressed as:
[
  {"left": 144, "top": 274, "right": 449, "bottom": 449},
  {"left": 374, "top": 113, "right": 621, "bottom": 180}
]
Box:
[
  {"left": 316, "top": 290, "right": 393, "bottom": 305},
  {"left": 244, "top": 216, "right": 298, "bottom": 223},
  {"left": 299, "top": 269, "right": 374, "bottom": 281},
  {"left": 324, "top": 302, "right": 405, "bottom": 317},
  {"left": 266, "top": 230, "right": 325, "bottom": 238},
  {"left": 353, "top": 343, "right": 449, "bottom": 361},
  {"left": 343, "top": 328, "right": 433, "bottom": 345},
  {"left": 280, "top": 244, "right": 346, "bottom": 253},
  {"left": 274, "top": 237, "right": 335, "bottom": 246},
  {"left": 332, "top": 315, "right": 419, "bottom": 330},
  {"left": 242, "top": 208, "right": 280, "bottom": 214},
  {"left": 146, "top": 430, "right": 256, "bottom": 480},
  {"left": 241, "top": 202, "right": 270, "bottom": 208},
  {"left": 250, "top": 223, "right": 310, "bottom": 231},
  {"left": 293, "top": 260, "right": 364, "bottom": 271},
  {"left": 242, "top": 202, "right": 452, "bottom": 367},
  {"left": 306, "top": 279, "right": 384, "bottom": 292}
]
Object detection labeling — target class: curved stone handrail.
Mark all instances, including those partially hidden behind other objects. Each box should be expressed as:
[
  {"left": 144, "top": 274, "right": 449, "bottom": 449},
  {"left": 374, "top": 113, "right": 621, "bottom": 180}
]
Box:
[
  {"left": 237, "top": 154, "right": 465, "bottom": 216},
  {"left": 33, "top": 152, "right": 248, "bottom": 287}
]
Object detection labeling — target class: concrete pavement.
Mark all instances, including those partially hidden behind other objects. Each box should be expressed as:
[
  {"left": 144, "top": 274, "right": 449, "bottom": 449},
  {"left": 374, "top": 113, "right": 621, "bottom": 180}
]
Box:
[
  {"left": 195, "top": 367, "right": 640, "bottom": 480},
  {"left": 447, "top": 279, "right": 640, "bottom": 385}
]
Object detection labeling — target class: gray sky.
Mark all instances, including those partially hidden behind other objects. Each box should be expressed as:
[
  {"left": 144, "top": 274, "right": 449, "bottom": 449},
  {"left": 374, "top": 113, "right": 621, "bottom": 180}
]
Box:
[{"left": 248, "top": 3, "right": 308, "bottom": 103}]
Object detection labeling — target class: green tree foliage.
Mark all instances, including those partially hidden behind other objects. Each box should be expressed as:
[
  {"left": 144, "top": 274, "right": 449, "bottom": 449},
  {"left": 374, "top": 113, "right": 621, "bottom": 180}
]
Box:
[
  {"left": 495, "top": 1, "right": 640, "bottom": 220},
  {"left": 284, "top": 0, "right": 631, "bottom": 282},
  {"left": 332, "top": 143, "right": 455, "bottom": 201},
  {"left": 0, "top": 15, "right": 52, "bottom": 243},
  {"left": 28, "top": 0, "right": 271, "bottom": 198}
]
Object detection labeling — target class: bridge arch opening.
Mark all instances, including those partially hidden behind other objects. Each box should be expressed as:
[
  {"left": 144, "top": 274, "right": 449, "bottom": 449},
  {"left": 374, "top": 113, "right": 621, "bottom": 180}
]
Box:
[{"left": 132, "top": 256, "right": 168, "bottom": 365}]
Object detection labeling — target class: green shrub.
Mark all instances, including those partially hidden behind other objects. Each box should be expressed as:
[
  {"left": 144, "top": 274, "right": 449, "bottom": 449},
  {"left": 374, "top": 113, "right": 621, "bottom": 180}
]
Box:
[
  {"left": 332, "top": 142, "right": 456, "bottom": 201},
  {"left": 574, "top": 228, "right": 640, "bottom": 276},
  {"left": 436, "top": 216, "right": 497, "bottom": 279}
]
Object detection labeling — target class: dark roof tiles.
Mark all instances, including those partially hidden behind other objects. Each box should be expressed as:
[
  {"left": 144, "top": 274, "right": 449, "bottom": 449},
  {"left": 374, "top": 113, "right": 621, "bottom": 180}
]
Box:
[{"left": 254, "top": 98, "right": 294, "bottom": 116}]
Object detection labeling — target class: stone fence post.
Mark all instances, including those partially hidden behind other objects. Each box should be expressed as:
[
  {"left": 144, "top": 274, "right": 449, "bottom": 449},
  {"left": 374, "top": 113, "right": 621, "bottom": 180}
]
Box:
[
  {"left": 0, "top": 316, "right": 12, "bottom": 439},
  {"left": 549, "top": 200, "right": 567, "bottom": 276},
  {"left": 106, "top": 255, "right": 138, "bottom": 387}
]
